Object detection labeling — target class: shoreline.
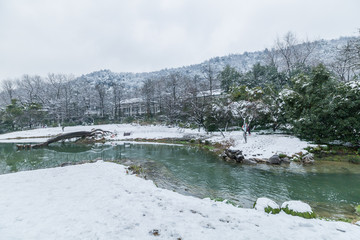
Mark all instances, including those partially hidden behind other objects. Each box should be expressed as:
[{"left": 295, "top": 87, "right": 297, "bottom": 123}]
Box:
[{"left": 0, "top": 160, "right": 359, "bottom": 239}]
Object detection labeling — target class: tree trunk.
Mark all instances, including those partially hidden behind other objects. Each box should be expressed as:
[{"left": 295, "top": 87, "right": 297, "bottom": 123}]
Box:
[{"left": 17, "top": 129, "right": 112, "bottom": 150}]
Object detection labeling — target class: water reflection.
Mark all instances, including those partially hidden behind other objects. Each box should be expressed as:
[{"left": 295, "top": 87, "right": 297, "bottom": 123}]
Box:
[{"left": 0, "top": 142, "right": 359, "bottom": 218}]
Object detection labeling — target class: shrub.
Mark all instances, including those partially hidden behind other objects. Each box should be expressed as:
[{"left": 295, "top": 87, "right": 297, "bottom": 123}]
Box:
[
  {"left": 253, "top": 198, "right": 280, "bottom": 214},
  {"left": 356, "top": 205, "right": 360, "bottom": 214},
  {"left": 281, "top": 201, "right": 316, "bottom": 219},
  {"left": 320, "top": 145, "right": 330, "bottom": 151},
  {"left": 281, "top": 206, "right": 316, "bottom": 219},
  {"left": 348, "top": 156, "right": 360, "bottom": 164}
]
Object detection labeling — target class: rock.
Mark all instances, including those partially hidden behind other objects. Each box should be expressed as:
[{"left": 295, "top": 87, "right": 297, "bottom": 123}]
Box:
[
  {"left": 225, "top": 149, "right": 236, "bottom": 159},
  {"left": 268, "top": 155, "right": 281, "bottom": 164},
  {"left": 252, "top": 158, "right": 268, "bottom": 164},
  {"left": 355, "top": 221, "right": 360, "bottom": 226},
  {"left": 235, "top": 153, "right": 245, "bottom": 162},
  {"left": 243, "top": 159, "right": 257, "bottom": 165},
  {"left": 223, "top": 149, "right": 244, "bottom": 163},
  {"left": 253, "top": 197, "right": 280, "bottom": 214},
  {"left": 281, "top": 200, "right": 316, "bottom": 219},
  {"left": 281, "top": 157, "right": 291, "bottom": 164},
  {"left": 301, "top": 153, "right": 314, "bottom": 165},
  {"left": 227, "top": 148, "right": 240, "bottom": 154}
]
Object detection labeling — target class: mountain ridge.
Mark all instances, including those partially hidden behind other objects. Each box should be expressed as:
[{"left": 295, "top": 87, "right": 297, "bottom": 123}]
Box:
[{"left": 79, "top": 36, "right": 356, "bottom": 90}]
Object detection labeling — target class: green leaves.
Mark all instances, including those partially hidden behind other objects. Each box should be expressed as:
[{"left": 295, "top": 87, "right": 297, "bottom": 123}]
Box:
[{"left": 282, "top": 64, "right": 360, "bottom": 144}]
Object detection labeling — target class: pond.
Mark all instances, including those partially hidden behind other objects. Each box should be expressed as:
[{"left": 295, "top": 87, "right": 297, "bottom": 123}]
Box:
[{"left": 0, "top": 142, "right": 359, "bottom": 219}]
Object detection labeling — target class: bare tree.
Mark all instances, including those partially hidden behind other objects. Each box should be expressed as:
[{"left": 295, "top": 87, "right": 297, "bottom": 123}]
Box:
[
  {"left": 17, "top": 74, "right": 45, "bottom": 104},
  {"left": 1, "top": 79, "right": 15, "bottom": 103},
  {"left": 270, "top": 32, "right": 318, "bottom": 79},
  {"left": 95, "top": 83, "right": 106, "bottom": 118},
  {"left": 202, "top": 62, "right": 218, "bottom": 96},
  {"left": 141, "top": 79, "right": 156, "bottom": 117},
  {"left": 112, "top": 82, "right": 124, "bottom": 120}
]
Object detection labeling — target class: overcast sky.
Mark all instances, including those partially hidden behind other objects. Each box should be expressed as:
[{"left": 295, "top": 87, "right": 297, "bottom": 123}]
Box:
[{"left": 0, "top": 0, "right": 359, "bottom": 80}]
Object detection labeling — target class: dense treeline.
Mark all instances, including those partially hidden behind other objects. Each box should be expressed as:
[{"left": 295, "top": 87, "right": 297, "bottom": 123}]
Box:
[{"left": 0, "top": 33, "right": 359, "bottom": 144}]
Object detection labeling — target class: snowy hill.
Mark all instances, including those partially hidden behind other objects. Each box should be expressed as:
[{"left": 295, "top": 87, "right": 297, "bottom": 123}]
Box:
[{"left": 78, "top": 36, "right": 355, "bottom": 90}]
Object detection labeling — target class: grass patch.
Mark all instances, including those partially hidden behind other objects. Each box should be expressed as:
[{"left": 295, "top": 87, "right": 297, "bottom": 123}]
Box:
[
  {"left": 128, "top": 165, "right": 143, "bottom": 175},
  {"left": 310, "top": 144, "right": 360, "bottom": 163},
  {"left": 210, "top": 197, "right": 239, "bottom": 207}
]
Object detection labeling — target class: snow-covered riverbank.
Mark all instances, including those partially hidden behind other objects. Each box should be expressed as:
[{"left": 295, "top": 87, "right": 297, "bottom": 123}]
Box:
[
  {"left": 0, "top": 161, "right": 359, "bottom": 240},
  {"left": 0, "top": 124, "right": 313, "bottom": 158}
]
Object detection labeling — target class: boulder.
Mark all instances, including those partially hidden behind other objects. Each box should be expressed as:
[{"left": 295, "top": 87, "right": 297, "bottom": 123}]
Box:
[
  {"left": 223, "top": 149, "right": 244, "bottom": 163},
  {"left": 227, "top": 148, "right": 240, "bottom": 154},
  {"left": 225, "top": 149, "right": 237, "bottom": 159},
  {"left": 219, "top": 152, "right": 227, "bottom": 159},
  {"left": 281, "top": 200, "right": 315, "bottom": 219},
  {"left": 253, "top": 197, "right": 280, "bottom": 214},
  {"left": 301, "top": 153, "right": 314, "bottom": 165},
  {"left": 281, "top": 157, "right": 291, "bottom": 164},
  {"left": 235, "top": 153, "right": 245, "bottom": 162},
  {"left": 268, "top": 155, "right": 281, "bottom": 164}
]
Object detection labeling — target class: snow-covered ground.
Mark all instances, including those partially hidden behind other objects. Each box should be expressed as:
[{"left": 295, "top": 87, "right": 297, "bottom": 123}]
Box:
[
  {"left": 0, "top": 124, "right": 313, "bottom": 158},
  {"left": 0, "top": 161, "right": 359, "bottom": 240}
]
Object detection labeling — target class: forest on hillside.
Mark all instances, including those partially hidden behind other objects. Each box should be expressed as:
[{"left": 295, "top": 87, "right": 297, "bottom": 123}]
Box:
[{"left": 0, "top": 33, "right": 359, "bottom": 144}]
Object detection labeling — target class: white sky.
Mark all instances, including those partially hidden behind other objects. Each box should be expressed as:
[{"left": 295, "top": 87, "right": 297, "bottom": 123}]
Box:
[{"left": 0, "top": 0, "right": 359, "bottom": 80}]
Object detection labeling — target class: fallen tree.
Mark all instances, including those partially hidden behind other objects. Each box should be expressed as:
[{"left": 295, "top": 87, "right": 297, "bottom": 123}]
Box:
[{"left": 16, "top": 129, "right": 113, "bottom": 150}]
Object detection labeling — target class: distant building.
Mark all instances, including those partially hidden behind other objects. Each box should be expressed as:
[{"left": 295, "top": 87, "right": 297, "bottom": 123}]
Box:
[{"left": 120, "top": 98, "right": 160, "bottom": 117}]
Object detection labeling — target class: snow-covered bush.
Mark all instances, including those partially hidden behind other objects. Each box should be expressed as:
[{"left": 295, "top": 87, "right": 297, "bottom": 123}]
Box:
[
  {"left": 253, "top": 197, "right": 280, "bottom": 214},
  {"left": 281, "top": 201, "right": 315, "bottom": 219}
]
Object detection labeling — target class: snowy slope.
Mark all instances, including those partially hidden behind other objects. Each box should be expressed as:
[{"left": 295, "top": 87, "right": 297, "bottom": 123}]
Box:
[
  {"left": 0, "top": 161, "right": 359, "bottom": 240},
  {"left": 80, "top": 37, "right": 355, "bottom": 90}
]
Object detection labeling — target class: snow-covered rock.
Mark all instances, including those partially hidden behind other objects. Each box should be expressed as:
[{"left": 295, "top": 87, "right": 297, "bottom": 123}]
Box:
[
  {"left": 254, "top": 197, "right": 280, "bottom": 214},
  {"left": 281, "top": 200, "right": 316, "bottom": 219}
]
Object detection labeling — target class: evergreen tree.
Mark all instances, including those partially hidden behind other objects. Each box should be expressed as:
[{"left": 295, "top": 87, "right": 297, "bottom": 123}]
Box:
[{"left": 219, "top": 65, "right": 241, "bottom": 92}]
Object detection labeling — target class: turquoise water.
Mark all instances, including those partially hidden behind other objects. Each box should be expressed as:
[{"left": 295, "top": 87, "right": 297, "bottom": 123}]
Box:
[{"left": 0, "top": 142, "right": 359, "bottom": 218}]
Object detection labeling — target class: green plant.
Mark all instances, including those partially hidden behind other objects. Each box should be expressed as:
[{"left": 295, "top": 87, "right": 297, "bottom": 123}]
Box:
[
  {"left": 210, "top": 197, "right": 239, "bottom": 207},
  {"left": 278, "top": 153, "right": 287, "bottom": 158},
  {"left": 320, "top": 145, "right": 330, "bottom": 151},
  {"left": 128, "top": 165, "right": 143, "bottom": 175},
  {"left": 253, "top": 199, "right": 280, "bottom": 214},
  {"left": 264, "top": 206, "right": 281, "bottom": 214},
  {"left": 356, "top": 205, "right": 360, "bottom": 214},
  {"left": 348, "top": 156, "right": 360, "bottom": 164},
  {"left": 281, "top": 206, "right": 316, "bottom": 219}
]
